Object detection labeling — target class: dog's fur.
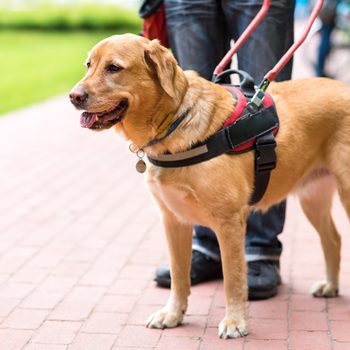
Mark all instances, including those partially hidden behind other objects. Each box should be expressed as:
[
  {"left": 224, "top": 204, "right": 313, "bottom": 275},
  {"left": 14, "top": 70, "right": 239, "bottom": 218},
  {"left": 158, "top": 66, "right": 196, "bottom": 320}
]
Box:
[{"left": 70, "top": 34, "right": 350, "bottom": 338}]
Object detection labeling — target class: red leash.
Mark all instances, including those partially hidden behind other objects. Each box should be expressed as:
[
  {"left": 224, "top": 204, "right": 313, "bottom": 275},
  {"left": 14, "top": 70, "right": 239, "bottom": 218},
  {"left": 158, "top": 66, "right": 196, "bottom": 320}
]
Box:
[
  {"left": 213, "top": 0, "right": 324, "bottom": 104},
  {"left": 261, "top": 0, "right": 324, "bottom": 89}
]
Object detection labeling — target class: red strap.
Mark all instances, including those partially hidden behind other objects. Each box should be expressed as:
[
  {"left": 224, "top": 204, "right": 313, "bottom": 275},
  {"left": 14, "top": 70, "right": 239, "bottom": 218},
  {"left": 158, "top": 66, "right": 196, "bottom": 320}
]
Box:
[
  {"left": 262, "top": 93, "right": 273, "bottom": 108},
  {"left": 223, "top": 85, "right": 247, "bottom": 128}
]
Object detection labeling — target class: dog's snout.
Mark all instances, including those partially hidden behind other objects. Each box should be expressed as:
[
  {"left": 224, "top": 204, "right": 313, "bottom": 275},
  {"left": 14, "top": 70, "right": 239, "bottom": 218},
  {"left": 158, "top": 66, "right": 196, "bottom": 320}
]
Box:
[{"left": 69, "top": 86, "right": 88, "bottom": 108}]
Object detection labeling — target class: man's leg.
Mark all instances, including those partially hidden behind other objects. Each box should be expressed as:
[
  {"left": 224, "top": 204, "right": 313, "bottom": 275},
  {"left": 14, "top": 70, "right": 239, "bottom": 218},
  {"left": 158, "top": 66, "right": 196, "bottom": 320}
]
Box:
[
  {"left": 244, "top": 203, "right": 286, "bottom": 299},
  {"left": 164, "top": 0, "right": 229, "bottom": 80},
  {"left": 224, "top": 0, "right": 295, "bottom": 299},
  {"left": 188, "top": 2, "right": 294, "bottom": 297}
]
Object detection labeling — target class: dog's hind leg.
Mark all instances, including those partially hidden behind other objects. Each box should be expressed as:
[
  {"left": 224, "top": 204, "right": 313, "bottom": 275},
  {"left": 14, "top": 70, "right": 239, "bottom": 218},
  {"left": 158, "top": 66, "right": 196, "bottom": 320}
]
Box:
[
  {"left": 334, "top": 162, "right": 350, "bottom": 309},
  {"left": 298, "top": 174, "right": 340, "bottom": 297},
  {"left": 146, "top": 200, "right": 193, "bottom": 329},
  {"left": 333, "top": 151, "right": 350, "bottom": 223}
]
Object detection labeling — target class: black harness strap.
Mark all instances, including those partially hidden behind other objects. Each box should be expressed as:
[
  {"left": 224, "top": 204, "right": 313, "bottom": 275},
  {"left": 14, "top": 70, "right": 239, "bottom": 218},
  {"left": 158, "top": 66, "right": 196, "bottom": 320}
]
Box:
[
  {"left": 250, "top": 131, "right": 277, "bottom": 205},
  {"left": 147, "top": 105, "right": 278, "bottom": 169}
]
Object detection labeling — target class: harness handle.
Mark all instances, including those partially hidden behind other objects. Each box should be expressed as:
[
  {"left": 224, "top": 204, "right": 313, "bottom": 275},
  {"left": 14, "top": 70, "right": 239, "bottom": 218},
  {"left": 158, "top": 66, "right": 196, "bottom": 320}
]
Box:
[{"left": 213, "top": 69, "right": 255, "bottom": 94}]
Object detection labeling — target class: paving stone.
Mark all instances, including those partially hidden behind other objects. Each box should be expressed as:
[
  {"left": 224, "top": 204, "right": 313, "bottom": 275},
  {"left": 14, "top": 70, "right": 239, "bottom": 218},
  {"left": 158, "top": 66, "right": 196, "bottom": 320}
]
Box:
[
  {"left": 1, "top": 308, "right": 48, "bottom": 330},
  {"left": 0, "top": 329, "right": 33, "bottom": 350},
  {"left": 68, "top": 333, "right": 116, "bottom": 350},
  {"left": 32, "top": 321, "right": 82, "bottom": 345}
]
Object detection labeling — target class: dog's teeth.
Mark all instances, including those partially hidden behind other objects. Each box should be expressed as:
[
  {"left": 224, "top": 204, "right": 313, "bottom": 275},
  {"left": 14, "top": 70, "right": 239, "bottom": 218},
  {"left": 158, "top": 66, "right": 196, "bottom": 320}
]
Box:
[{"left": 95, "top": 116, "right": 99, "bottom": 121}]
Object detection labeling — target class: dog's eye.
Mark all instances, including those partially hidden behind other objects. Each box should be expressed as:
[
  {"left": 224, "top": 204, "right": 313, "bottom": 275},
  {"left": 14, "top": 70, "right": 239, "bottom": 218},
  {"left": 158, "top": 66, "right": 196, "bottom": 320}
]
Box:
[
  {"left": 86, "top": 62, "right": 91, "bottom": 69},
  {"left": 106, "top": 64, "right": 121, "bottom": 73}
]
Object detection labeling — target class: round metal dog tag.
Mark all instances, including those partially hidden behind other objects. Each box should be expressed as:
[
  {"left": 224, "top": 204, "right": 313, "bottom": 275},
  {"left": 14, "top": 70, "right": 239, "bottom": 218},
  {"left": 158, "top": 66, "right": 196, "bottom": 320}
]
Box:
[{"left": 136, "top": 159, "right": 147, "bottom": 173}]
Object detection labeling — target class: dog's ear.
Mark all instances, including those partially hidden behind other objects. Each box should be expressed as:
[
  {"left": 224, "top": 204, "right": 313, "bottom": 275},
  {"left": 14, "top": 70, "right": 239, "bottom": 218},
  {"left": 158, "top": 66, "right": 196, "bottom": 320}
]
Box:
[{"left": 144, "top": 39, "right": 177, "bottom": 98}]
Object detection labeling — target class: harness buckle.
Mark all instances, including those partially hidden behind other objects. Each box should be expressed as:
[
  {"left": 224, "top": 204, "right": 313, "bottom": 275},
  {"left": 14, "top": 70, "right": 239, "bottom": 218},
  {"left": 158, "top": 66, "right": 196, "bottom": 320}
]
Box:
[{"left": 255, "top": 132, "right": 277, "bottom": 173}]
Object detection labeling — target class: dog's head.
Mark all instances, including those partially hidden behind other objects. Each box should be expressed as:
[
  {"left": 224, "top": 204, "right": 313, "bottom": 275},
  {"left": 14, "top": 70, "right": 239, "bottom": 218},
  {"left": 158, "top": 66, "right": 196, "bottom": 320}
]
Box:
[{"left": 69, "top": 34, "right": 187, "bottom": 144}]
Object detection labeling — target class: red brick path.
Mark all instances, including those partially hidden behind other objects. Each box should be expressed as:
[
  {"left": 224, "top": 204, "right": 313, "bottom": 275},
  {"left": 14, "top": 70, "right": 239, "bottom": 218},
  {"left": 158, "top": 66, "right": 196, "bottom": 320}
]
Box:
[{"left": 0, "top": 23, "right": 350, "bottom": 350}]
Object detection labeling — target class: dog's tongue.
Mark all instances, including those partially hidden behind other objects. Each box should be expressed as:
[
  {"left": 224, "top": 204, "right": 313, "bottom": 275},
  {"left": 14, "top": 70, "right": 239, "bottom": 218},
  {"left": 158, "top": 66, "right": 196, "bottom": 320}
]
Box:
[{"left": 80, "top": 112, "right": 97, "bottom": 128}]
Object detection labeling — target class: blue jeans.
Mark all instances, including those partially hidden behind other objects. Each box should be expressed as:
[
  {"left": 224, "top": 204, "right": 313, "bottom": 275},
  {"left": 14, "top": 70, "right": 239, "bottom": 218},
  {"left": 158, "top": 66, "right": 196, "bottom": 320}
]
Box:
[
  {"left": 315, "top": 20, "right": 335, "bottom": 77},
  {"left": 164, "top": 0, "right": 295, "bottom": 261}
]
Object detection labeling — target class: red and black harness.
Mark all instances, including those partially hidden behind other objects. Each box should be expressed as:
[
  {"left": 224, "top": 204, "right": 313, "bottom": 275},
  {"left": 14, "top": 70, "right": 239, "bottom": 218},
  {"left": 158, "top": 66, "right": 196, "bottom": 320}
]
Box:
[
  {"left": 140, "top": 0, "right": 324, "bottom": 205},
  {"left": 147, "top": 70, "right": 279, "bottom": 205}
]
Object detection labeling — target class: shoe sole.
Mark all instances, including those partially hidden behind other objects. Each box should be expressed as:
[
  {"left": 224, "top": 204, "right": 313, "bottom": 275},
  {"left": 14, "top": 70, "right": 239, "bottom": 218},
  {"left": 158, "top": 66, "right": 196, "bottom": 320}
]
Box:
[
  {"left": 248, "top": 285, "right": 278, "bottom": 300},
  {"left": 154, "top": 277, "right": 171, "bottom": 289}
]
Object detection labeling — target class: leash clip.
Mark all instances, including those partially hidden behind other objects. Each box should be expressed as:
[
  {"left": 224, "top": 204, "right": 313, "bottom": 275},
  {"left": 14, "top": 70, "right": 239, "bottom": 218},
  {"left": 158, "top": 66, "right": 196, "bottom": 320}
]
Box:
[
  {"left": 250, "top": 89, "right": 265, "bottom": 110},
  {"left": 249, "top": 78, "right": 270, "bottom": 110}
]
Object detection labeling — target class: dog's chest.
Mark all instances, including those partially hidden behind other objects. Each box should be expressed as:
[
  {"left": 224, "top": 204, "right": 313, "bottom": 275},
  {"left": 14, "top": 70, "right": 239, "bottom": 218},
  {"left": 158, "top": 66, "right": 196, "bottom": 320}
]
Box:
[{"left": 147, "top": 179, "right": 210, "bottom": 225}]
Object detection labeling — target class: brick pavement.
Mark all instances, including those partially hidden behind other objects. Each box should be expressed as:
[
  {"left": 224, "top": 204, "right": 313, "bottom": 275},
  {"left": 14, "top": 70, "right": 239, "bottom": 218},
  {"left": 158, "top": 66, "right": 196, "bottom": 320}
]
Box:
[{"left": 0, "top": 25, "right": 350, "bottom": 350}]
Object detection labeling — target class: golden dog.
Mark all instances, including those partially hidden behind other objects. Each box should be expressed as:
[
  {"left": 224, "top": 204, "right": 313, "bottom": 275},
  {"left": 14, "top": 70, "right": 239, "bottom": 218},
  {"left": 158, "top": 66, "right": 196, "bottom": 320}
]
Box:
[{"left": 69, "top": 33, "right": 350, "bottom": 339}]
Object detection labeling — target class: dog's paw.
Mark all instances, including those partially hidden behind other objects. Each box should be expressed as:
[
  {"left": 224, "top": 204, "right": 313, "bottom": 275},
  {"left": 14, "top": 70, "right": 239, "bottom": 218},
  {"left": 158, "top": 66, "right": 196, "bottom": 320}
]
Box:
[
  {"left": 218, "top": 317, "right": 248, "bottom": 339},
  {"left": 146, "top": 308, "right": 184, "bottom": 329},
  {"left": 311, "top": 280, "right": 339, "bottom": 297}
]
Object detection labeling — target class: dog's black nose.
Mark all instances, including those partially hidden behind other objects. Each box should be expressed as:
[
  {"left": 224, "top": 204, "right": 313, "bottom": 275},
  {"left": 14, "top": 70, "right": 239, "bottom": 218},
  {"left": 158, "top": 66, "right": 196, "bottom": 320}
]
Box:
[{"left": 69, "top": 86, "right": 88, "bottom": 108}]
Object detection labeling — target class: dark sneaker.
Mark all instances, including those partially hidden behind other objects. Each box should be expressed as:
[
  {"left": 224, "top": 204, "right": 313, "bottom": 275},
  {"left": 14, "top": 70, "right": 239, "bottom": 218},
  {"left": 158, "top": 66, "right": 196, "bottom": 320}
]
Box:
[
  {"left": 155, "top": 253, "right": 281, "bottom": 301},
  {"left": 247, "top": 260, "right": 281, "bottom": 300},
  {"left": 154, "top": 250, "right": 223, "bottom": 288}
]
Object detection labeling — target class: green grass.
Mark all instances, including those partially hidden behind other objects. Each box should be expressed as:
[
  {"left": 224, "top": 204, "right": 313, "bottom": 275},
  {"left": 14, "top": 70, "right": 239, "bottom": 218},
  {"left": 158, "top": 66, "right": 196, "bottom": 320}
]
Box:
[
  {"left": 0, "top": 29, "right": 139, "bottom": 115},
  {"left": 0, "top": 5, "right": 141, "bottom": 31}
]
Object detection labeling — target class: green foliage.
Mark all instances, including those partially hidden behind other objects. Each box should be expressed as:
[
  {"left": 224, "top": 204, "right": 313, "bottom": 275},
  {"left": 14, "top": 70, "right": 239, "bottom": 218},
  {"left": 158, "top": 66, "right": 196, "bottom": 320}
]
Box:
[
  {"left": 0, "top": 4, "right": 141, "bottom": 31},
  {"left": 0, "top": 30, "right": 136, "bottom": 115},
  {"left": 0, "top": 3, "right": 142, "bottom": 114}
]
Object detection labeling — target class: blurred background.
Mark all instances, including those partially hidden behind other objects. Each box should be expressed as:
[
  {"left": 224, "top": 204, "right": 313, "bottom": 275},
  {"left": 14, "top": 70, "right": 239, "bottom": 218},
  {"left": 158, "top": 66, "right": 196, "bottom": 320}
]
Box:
[
  {"left": 0, "top": 0, "right": 349, "bottom": 117},
  {"left": 295, "top": 0, "right": 350, "bottom": 82},
  {"left": 0, "top": 0, "right": 141, "bottom": 116}
]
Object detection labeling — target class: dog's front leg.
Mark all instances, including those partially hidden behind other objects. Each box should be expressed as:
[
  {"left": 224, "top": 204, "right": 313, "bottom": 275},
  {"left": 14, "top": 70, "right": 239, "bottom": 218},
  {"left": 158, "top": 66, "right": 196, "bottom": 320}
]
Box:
[
  {"left": 146, "top": 203, "right": 193, "bottom": 329},
  {"left": 214, "top": 211, "right": 249, "bottom": 339}
]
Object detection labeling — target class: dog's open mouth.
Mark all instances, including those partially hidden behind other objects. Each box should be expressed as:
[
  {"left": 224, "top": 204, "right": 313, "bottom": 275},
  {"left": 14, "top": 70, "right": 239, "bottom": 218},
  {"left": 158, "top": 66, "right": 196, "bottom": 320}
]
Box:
[{"left": 80, "top": 99, "right": 128, "bottom": 130}]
